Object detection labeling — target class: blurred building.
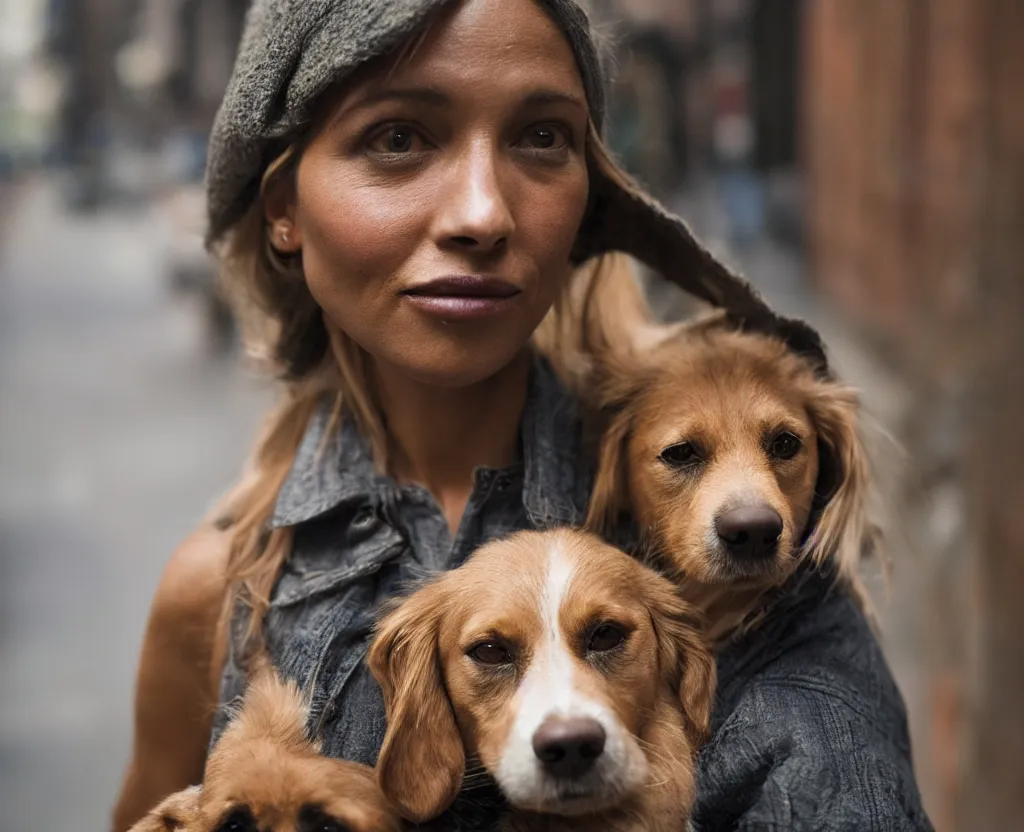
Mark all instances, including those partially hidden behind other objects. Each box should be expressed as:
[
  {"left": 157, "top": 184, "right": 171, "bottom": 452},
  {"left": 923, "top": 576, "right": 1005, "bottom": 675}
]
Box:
[
  {"left": 593, "top": 0, "right": 804, "bottom": 245},
  {"left": 805, "top": 3, "right": 1024, "bottom": 831},
  {"left": 117, "top": 0, "right": 247, "bottom": 136}
]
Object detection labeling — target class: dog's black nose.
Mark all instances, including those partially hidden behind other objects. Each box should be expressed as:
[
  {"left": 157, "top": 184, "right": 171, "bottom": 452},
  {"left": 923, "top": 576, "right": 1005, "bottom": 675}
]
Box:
[
  {"left": 532, "top": 716, "right": 606, "bottom": 779},
  {"left": 716, "top": 505, "right": 783, "bottom": 559}
]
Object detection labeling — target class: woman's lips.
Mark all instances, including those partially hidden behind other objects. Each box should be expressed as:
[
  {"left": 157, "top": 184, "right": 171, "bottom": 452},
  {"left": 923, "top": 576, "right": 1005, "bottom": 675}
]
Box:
[{"left": 402, "top": 275, "right": 522, "bottom": 320}]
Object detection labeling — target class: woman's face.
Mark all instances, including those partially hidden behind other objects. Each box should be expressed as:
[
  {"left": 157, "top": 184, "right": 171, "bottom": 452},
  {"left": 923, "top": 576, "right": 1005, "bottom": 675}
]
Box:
[{"left": 271, "top": 0, "right": 590, "bottom": 388}]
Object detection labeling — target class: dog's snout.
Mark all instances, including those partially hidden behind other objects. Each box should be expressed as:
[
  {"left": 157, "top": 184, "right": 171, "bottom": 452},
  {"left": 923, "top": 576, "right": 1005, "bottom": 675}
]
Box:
[
  {"left": 716, "top": 505, "right": 783, "bottom": 559},
  {"left": 532, "top": 716, "right": 606, "bottom": 779}
]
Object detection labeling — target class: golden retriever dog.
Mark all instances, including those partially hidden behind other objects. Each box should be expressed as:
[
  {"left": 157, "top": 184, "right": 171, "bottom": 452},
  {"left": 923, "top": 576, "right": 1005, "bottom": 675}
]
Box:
[
  {"left": 584, "top": 306, "right": 870, "bottom": 644},
  {"left": 367, "top": 529, "right": 716, "bottom": 831},
  {"left": 127, "top": 670, "right": 402, "bottom": 832}
]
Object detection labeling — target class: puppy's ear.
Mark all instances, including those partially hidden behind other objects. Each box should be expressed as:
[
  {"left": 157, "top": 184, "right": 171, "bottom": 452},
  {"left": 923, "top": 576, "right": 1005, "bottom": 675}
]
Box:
[
  {"left": 677, "top": 630, "right": 717, "bottom": 747},
  {"left": 224, "top": 667, "right": 312, "bottom": 753},
  {"left": 585, "top": 406, "right": 633, "bottom": 537},
  {"left": 367, "top": 582, "right": 464, "bottom": 823},
  {"left": 803, "top": 382, "right": 870, "bottom": 584},
  {"left": 646, "top": 576, "right": 717, "bottom": 747},
  {"left": 126, "top": 786, "right": 201, "bottom": 832}
]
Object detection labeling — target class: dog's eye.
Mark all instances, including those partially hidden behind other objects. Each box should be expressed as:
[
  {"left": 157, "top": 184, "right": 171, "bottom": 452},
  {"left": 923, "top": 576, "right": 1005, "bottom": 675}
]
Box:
[
  {"left": 215, "top": 807, "right": 257, "bottom": 832},
  {"left": 299, "top": 805, "right": 351, "bottom": 832},
  {"left": 468, "top": 641, "right": 514, "bottom": 665},
  {"left": 306, "top": 821, "right": 348, "bottom": 832},
  {"left": 659, "top": 441, "right": 702, "bottom": 468},
  {"left": 587, "top": 623, "right": 627, "bottom": 653},
  {"left": 769, "top": 432, "right": 802, "bottom": 460}
]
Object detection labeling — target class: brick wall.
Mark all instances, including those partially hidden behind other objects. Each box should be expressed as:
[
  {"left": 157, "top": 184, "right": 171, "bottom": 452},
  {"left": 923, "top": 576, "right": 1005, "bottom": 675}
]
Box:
[{"left": 803, "top": 0, "right": 987, "bottom": 382}]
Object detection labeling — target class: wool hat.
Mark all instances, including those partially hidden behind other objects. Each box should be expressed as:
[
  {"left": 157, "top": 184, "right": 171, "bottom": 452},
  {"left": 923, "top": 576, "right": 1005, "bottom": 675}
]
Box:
[{"left": 205, "top": 0, "right": 828, "bottom": 372}]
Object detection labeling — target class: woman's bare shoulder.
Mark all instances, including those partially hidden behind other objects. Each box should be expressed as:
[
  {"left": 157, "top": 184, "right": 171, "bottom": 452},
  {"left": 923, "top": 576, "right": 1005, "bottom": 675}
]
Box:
[
  {"left": 153, "top": 521, "right": 232, "bottom": 625},
  {"left": 141, "top": 520, "right": 236, "bottom": 705},
  {"left": 112, "top": 523, "right": 235, "bottom": 831}
]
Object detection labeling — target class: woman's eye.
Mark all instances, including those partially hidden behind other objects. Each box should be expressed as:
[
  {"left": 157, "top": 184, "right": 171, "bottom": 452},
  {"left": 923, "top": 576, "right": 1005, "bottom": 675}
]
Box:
[
  {"left": 769, "top": 432, "right": 802, "bottom": 461},
  {"left": 468, "top": 641, "right": 514, "bottom": 665},
  {"left": 519, "top": 123, "right": 569, "bottom": 151},
  {"left": 659, "top": 441, "right": 702, "bottom": 469},
  {"left": 587, "top": 623, "right": 627, "bottom": 653},
  {"left": 367, "top": 124, "right": 426, "bottom": 154}
]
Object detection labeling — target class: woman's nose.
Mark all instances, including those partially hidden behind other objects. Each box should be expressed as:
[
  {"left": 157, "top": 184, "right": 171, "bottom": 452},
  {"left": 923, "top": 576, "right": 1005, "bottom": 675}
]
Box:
[{"left": 435, "top": 141, "right": 515, "bottom": 253}]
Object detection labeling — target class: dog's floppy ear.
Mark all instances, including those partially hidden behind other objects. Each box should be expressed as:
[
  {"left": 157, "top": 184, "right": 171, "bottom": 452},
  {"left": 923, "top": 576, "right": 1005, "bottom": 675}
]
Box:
[
  {"left": 585, "top": 405, "right": 634, "bottom": 538},
  {"left": 745, "top": 316, "right": 831, "bottom": 381},
  {"left": 803, "top": 381, "right": 869, "bottom": 583},
  {"left": 645, "top": 575, "right": 717, "bottom": 747},
  {"left": 367, "top": 581, "right": 464, "bottom": 823},
  {"left": 126, "top": 786, "right": 201, "bottom": 832}
]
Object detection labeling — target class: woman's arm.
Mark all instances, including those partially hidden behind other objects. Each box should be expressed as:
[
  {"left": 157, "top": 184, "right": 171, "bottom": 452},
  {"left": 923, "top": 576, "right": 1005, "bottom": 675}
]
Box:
[
  {"left": 693, "top": 575, "right": 934, "bottom": 832},
  {"left": 111, "top": 524, "right": 231, "bottom": 832}
]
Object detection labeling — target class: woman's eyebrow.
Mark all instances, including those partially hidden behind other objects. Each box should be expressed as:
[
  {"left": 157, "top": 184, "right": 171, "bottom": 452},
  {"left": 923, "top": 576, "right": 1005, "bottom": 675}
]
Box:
[
  {"left": 330, "top": 86, "right": 587, "bottom": 127},
  {"left": 520, "top": 89, "right": 587, "bottom": 112},
  {"left": 330, "top": 86, "right": 451, "bottom": 125}
]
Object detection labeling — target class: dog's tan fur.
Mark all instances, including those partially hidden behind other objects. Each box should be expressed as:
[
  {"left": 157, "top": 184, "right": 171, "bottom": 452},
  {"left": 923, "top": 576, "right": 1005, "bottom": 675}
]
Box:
[
  {"left": 368, "top": 529, "right": 715, "bottom": 831},
  {"left": 127, "top": 670, "right": 402, "bottom": 832}
]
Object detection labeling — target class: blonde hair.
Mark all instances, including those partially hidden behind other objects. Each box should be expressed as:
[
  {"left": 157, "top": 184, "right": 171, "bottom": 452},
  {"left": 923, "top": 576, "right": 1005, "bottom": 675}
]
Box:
[{"left": 209, "top": 124, "right": 640, "bottom": 662}]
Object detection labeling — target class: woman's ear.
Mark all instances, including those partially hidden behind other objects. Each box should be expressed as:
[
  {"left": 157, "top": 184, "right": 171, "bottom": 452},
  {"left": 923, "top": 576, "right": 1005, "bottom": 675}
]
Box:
[
  {"left": 367, "top": 583, "right": 464, "bottom": 823},
  {"left": 803, "top": 382, "right": 870, "bottom": 584},
  {"left": 262, "top": 170, "right": 303, "bottom": 255}
]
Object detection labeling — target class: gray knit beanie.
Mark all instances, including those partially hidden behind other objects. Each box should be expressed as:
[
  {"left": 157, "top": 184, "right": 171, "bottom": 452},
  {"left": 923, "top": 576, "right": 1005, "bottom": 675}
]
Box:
[{"left": 206, "top": 0, "right": 828, "bottom": 372}]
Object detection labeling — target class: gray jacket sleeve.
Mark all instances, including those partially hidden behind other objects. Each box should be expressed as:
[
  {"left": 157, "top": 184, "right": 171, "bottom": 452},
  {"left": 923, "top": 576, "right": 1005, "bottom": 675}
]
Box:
[{"left": 692, "top": 572, "right": 934, "bottom": 832}]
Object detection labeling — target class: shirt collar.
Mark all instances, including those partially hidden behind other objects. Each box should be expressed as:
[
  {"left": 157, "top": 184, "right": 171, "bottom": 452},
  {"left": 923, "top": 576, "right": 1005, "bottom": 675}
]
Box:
[{"left": 269, "top": 354, "right": 589, "bottom": 530}]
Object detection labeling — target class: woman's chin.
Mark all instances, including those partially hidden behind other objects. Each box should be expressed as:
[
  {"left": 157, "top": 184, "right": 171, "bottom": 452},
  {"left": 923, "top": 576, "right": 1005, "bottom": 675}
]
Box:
[{"left": 372, "top": 342, "right": 532, "bottom": 391}]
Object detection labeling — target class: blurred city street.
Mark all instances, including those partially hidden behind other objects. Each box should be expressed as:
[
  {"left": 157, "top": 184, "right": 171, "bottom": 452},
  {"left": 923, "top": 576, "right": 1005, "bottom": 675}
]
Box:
[{"left": 0, "top": 177, "right": 273, "bottom": 830}]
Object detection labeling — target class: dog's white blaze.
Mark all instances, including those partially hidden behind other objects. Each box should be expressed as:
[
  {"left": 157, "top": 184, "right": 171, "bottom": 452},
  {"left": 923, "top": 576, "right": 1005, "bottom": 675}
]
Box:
[
  {"left": 515, "top": 539, "right": 576, "bottom": 733},
  {"left": 494, "top": 538, "right": 642, "bottom": 811}
]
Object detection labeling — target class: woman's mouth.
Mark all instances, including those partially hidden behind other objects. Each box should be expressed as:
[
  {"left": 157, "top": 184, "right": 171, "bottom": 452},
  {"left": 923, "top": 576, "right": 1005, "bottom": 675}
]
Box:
[{"left": 402, "top": 275, "right": 522, "bottom": 320}]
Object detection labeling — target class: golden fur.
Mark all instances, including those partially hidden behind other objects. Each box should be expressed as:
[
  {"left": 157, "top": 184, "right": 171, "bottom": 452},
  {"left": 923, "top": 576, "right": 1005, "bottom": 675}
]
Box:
[
  {"left": 127, "top": 670, "right": 402, "bottom": 832},
  {"left": 571, "top": 272, "right": 870, "bottom": 643},
  {"left": 367, "top": 529, "right": 716, "bottom": 830}
]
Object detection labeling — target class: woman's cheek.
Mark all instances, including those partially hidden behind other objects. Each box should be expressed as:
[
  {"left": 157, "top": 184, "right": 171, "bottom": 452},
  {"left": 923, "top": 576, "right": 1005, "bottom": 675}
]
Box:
[{"left": 521, "top": 166, "right": 589, "bottom": 279}]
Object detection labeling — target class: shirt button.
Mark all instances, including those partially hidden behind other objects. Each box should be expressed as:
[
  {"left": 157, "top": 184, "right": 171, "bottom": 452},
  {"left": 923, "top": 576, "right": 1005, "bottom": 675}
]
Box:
[{"left": 351, "top": 504, "right": 377, "bottom": 530}]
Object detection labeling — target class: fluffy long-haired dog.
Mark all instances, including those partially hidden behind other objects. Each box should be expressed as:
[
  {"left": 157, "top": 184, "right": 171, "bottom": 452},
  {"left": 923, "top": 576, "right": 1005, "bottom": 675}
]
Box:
[
  {"left": 367, "top": 529, "right": 716, "bottom": 831},
  {"left": 583, "top": 294, "right": 871, "bottom": 642},
  {"left": 127, "top": 670, "right": 402, "bottom": 832}
]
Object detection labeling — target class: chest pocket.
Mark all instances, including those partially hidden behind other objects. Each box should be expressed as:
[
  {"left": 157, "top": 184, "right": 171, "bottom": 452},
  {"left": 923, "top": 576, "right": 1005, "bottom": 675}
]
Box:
[{"left": 265, "top": 501, "right": 409, "bottom": 740}]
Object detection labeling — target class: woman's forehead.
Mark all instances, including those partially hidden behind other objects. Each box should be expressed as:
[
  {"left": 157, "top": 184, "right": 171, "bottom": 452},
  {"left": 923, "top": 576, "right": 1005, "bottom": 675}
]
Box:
[{"left": 340, "top": 0, "right": 587, "bottom": 110}]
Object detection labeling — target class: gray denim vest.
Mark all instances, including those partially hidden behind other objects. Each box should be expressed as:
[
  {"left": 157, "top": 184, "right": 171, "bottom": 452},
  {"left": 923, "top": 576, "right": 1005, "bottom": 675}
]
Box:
[{"left": 212, "top": 356, "right": 932, "bottom": 832}]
